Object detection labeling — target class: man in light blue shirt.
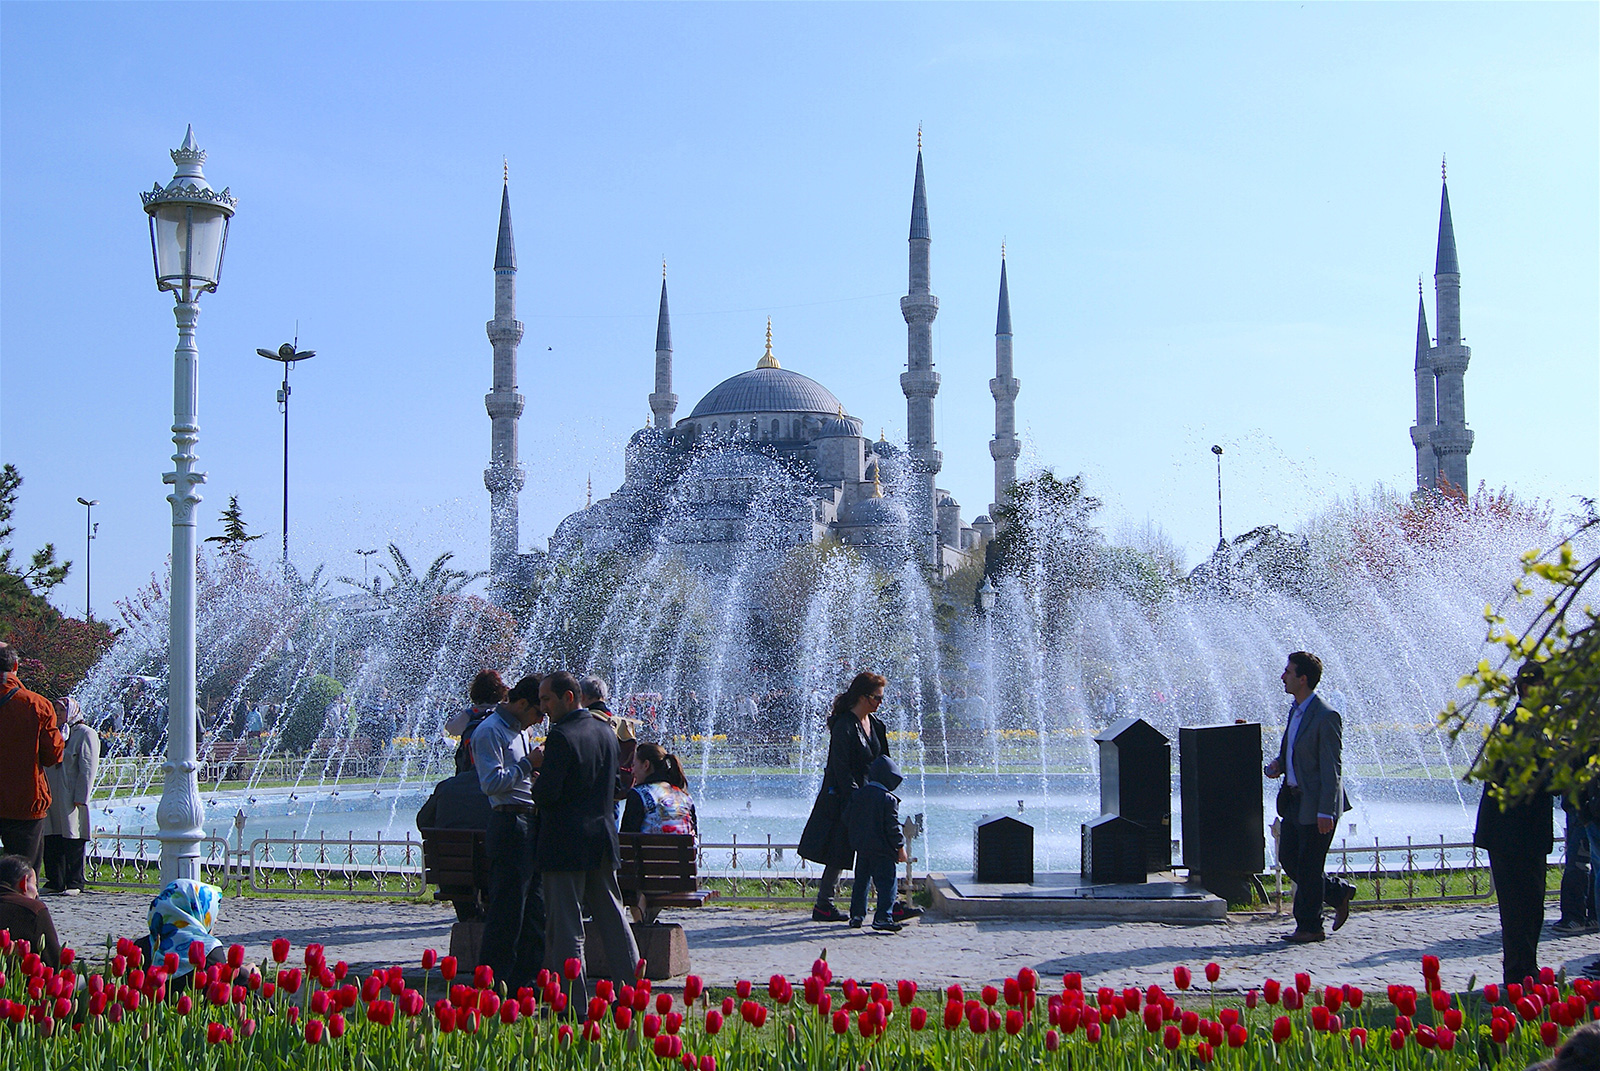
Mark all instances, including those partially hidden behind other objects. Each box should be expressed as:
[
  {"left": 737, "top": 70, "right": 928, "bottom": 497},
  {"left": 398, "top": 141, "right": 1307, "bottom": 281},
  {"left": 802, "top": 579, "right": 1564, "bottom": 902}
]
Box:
[{"left": 472, "top": 674, "right": 545, "bottom": 991}]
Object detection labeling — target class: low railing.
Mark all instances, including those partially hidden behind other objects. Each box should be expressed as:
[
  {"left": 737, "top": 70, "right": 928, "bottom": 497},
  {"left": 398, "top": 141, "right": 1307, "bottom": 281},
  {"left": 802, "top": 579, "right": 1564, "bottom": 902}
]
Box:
[{"left": 88, "top": 827, "right": 1567, "bottom": 909}]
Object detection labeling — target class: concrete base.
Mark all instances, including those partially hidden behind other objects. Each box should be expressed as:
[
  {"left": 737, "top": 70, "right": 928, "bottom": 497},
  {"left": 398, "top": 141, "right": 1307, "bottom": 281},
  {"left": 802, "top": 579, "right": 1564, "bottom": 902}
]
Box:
[
  {"left": 585, "top": 921, "right": 689, "bottom": 981},
  {"left": 929, "top": 871, "right": 1226, "bottom": 922},
  {"left": 448, "top": 921, "right": 485, "bottom": 969}
]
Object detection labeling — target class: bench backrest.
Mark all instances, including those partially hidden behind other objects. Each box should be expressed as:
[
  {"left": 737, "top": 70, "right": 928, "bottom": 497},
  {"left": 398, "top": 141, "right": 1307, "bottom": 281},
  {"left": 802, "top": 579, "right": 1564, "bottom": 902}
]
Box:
[
  {"left": 617, "top": 832, "right": 698, "bottom": 896},
  {"left": 421, "top": 828, "right": 487, "bottom": 889}
]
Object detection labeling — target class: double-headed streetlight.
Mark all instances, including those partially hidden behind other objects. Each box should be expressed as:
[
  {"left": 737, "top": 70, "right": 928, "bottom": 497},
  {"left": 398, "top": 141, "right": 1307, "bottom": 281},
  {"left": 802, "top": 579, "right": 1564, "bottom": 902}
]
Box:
[
  {"left": 76, "top": 498, "right": 98, "bottom": 619},
  {"left": 256, "top": 341, "right": 315, "bottom": 566},
  {"left": 141, "top": 126, "right": 236, "bottom": 884}
]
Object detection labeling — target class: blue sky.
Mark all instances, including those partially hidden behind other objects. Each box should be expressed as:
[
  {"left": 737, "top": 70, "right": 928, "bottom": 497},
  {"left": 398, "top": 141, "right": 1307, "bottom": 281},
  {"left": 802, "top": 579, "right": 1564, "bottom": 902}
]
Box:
[{"left": 2, "top": 2, "right": 1596, "bottom": 617}]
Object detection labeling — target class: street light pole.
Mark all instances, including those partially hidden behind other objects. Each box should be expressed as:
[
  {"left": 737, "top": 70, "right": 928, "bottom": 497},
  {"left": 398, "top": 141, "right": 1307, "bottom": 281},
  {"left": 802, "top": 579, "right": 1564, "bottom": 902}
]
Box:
[
  {"left": 142, "top": 126, "right": 236, "bottom": 885},
  {"left": 1211, "top": 445, "right": 1225, "bottom": 549},
  {"left": 76, "top": 498, "right": 98, "bottom": 619},
  {"left": 257, "top": 341, "right": 315, "bottom": 567}
]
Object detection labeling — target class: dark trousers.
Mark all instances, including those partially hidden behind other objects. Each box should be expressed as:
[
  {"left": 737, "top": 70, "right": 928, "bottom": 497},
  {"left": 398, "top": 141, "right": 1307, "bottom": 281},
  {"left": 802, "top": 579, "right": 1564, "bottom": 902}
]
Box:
[
  {"left": 42, "top": 835, "right": 87, "bottom": 892},
  {"left": 1559, "top": 819, "right": 1595, "bottom": 924},
  {"left": 0, "top": 818, "right": 45, "bottom": 874},
  {"left": 849, "top": 852, "right": 898, "bottom": 923},
  {"left": 816, "top": 863, "right": 843, "bottom": 908},
  {"left": 542, "top": 867, "right": 640, "bottom": 1006},
  {"left": 1279, "top": 820, "right": 1353, "bottom": 934},
  {"left": 480, "top": 811, "right": 544, "bottom": 993},
  {"left": 1489, "top": 845, "right": 1547, "bottom": 987}
]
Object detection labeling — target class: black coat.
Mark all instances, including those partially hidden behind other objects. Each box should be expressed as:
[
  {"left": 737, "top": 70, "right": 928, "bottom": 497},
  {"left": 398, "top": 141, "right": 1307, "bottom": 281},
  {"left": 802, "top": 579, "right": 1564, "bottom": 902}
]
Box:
[
  {"left": 416, "top": 770, "right": 492, "bottom": 833},
  {"left": 531, "top": 709, "right": 621, "bottom": 872},
  {"left": 1473, "top": 785, "right": 1553, "bottom": 857},
  {"left": 798, "top": 711, "right": 888, "bottom": 868}
]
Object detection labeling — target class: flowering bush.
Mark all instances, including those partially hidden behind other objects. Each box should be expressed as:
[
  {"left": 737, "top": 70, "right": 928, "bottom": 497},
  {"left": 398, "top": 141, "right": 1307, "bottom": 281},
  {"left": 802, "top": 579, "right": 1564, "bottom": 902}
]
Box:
[{"left": 1, "top": 926, "right": 1596, "bottom": 1069}]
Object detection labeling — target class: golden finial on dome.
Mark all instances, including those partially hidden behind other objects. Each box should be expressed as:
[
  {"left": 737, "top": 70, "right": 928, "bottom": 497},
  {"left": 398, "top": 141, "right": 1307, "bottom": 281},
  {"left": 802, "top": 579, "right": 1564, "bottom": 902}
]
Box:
[
  {"left": 1441, "top": 154, "right": 1447, "bottom": 182},
  {"left": 872, "top": 465, "right": 883, "bottom": 498},
  {"left": 879, "top": 427, "right": 886, "bottom": 442},
  {"left": 1001, "top": 239, "right": 1006, "bottom": 260},
  {"left": 663, "top": 258, "right": 667, "bottom": 280},
  {"left": 757, "top": 317, "right": 781, "bottom": 369},
  {"left": 503, "top": 157, "right": 509, "bottom": 183},
  {"left": 917, "top": 124, "right": 922, "bottom": 153}
]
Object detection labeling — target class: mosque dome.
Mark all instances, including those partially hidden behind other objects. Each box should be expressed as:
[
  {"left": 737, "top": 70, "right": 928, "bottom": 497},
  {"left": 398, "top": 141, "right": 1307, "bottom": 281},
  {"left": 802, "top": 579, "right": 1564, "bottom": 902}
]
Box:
[
  {"left": 839, "top": 495, "right": 907, "bottom": 529},
  {"left": 687, "top": 367, "right": 843, "bottom": 421},
  {"left": 685, "top": 319, "right": 845, "bottom": 421},
  {"left": 817, "top": 413, "right": 864, "bottom": 439}
]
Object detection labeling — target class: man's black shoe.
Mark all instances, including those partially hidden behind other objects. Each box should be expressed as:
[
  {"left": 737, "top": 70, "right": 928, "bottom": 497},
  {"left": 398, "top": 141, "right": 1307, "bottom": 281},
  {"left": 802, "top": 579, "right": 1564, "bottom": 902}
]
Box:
[
  {"left": 891, "top": 901, "right": 924, "bottom": 922},
  {"left": 1331, "top": 888, "right": 1354, "bottom": 932},
  {"left": 812, "top": 904, "right": 846, "bottom": 923},
  {"left": 1284, "top": 930, "right": 1327, "bottom": 944}
]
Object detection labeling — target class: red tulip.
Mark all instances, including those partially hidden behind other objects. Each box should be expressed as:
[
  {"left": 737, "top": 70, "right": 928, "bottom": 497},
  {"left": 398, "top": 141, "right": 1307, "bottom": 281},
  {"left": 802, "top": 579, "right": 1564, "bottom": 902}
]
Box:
[
  {"left": 898, "top": 979, "right": 917, "bottom": 1007},
  {"left": 580, "top": 1019, "right": 601, "bottom": 1043},
  {"left": 721, "top": 996, "right": 734, "bottom": 1016},
  {"left": 1421, "top": 954, "right": 1440, "bottom": 978},
  {"left": 946, "top": 983, "right": 963, "bottom": 1003},
  {"left": 943, "top": 1001, "right": 962, "bottom": 1030},
  {"left": 1085, "top": 1020, "right": 1102, "bottom": 1043},
  {"left": 1173, "top": 965, "right": 1192, "bottom": 990},
  {"left": 1431, "top": 988, "right": 1450, "bottom": 1012},
  {"left": 1416, "top": 1025, "right": 1437, "bottom": 1049},
  {"left": 1272, "top": 1015, "right": 1292, "bottom": 1044},
  {"left": 666, "top": 1011, "right": 684, "bottom": 1034},
  {"left": 1144, "top": 1004, "right": 1163, "bottom": 1032},
  {"left": 589, "top": 996, "right": 608, "bottom": 1022},
  {"left": 440, "top": 956, "right": 457, "bottom": 982},
  {"left": 684, "top": 975, "right": 704, "bottom": 1004},
  {"left": 643, "top": 1013, "right": 661, "bottom": 1037},
  {"left": 304, "top": 1018, "right": 325, "bottom": 1044},
  {"left": 613, "top": 1004, "right": 632, "bottom": 1030},
  {"left": 1445, "top": 1008, "right": 1463, "bottom": 1031},
  {"left": 1004, "top": 978, "right": 1022, "bottom": 1006},
  {"left": 1204, "top": 962, "right": 1220, "bottom": 983},
  {"left": 909, "top": 1006, "right": 928, "bottom": 1030},
  {"left": 810, "top": 958, "right": 831, "bottom": 983},
  {"left": 832, "top": 1009, "right": 849, "bottom": 1034},
  {"left": 981, "top": 985, "right": 999, "bottom": 1006},
  {"left": 1044, "top": 1028, "right": 1060, "bottom": 1051},
  {"left": 1311, "top": 1006, "right": 1330, "bottom": 1031},
  {"left": 1063, "top": 972, "right": 1082, "bottom": 991},
  {"left": 1282, "top": 987, "right": 1303, "bottom": 1011},
  {"left": 474, "top": 964, "right": 493, "bottom": 990},
  {"left": 1163, "top": 1024, "right": 1181, "bottom": 1050},
  {"left": 699, "top": 1057, "right": 716, "bottom": 1071},
  {"left": 557, "top": 1024, "right": 572, "bottom": 1045},
  {"left": 1002, "top": 1009, "right": 1021, "bottom": 1035},
  {"left": 1542, "top": 1021, "right": 1560, "bottom": 1047}
]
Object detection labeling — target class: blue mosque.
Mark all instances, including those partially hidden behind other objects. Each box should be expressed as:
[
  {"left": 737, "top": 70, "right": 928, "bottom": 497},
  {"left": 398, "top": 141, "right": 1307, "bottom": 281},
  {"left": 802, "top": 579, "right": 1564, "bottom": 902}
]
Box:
[{"left": 482, "top": 144, "right": 1015, "bottom": 590}]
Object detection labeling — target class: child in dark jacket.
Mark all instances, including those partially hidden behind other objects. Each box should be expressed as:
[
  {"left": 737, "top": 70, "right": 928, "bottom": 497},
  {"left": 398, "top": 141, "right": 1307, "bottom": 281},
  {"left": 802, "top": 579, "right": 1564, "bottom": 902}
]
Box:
[{"left": 844, "top": 755, "right": 907, "bottom": 932}]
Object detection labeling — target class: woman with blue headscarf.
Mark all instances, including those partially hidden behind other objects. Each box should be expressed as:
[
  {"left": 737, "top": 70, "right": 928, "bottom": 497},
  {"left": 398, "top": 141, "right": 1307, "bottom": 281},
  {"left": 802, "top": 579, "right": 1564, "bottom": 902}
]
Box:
[{"left": 134, "top": 879, "right": 227, "bottom": 976}]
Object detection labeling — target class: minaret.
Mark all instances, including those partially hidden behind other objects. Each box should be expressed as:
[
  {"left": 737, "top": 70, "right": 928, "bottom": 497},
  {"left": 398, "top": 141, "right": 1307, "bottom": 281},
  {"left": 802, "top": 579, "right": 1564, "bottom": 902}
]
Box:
[
  {"left": 899, "top": 130, "right": 942, "bottom": 566},
  {"left": 1428, "top": 160, "right": 1473, "bottom": 492},
  {"left": 484, "top": 168, "right": 526, "bottom": 589},
  {"left": 989, "top": 246, "right": 1020, "bottom": 518},
  {"left": 1408, "top": 279, "right": 1438, "bottom": 491},
  {"left": 649, "top": 265, "right": 677, "bottom": 429}
]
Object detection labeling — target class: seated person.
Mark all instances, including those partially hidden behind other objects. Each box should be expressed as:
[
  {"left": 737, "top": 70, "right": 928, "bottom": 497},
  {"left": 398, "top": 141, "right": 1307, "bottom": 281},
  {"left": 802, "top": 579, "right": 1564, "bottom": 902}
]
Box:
[
  {"left": 134, "top": 879, "right": 228, "bottom": 978},
  {"left": 620, "top": 744, "right": 697, "bottom": 839},
  {"left": 0, "top": 855, "right": 62, "bottom": 968},
  {"left": 416, "top": 768, "right": 494, "bottom": 921}
]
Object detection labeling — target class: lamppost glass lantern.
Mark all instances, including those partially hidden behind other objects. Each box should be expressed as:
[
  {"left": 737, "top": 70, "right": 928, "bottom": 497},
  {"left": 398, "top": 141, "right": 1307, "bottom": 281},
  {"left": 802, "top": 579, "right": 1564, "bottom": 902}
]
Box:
[
  {"left": 977, "top": 575, "right": 997, "bottom": 614},
  {"left": 141, "top": 126, "right": 235, "bottom": 301}
]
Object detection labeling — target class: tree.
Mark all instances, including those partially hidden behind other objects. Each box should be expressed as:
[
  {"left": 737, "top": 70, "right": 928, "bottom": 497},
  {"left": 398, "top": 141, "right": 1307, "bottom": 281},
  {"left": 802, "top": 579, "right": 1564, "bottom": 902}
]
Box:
[
  {"left": 985, "top": 470, "right": 1104, "bottom": 595},
  {"left": 0, "top": 463, "right": 70, "bottom": 618},
  {"left": 1441, "top": 509, "right": 1600, "bottom": 808},
  {"left": 0, "top": 464, "right": 114, "bottom": 693},
  {"left": 205, "top": 496, "right": 264, "bottom": 553}
]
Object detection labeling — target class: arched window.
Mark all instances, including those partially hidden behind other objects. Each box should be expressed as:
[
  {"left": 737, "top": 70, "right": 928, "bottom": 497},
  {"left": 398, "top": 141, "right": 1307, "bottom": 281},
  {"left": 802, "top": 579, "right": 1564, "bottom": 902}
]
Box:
[
  {"left": 772, "top": 419, "right": 781, "bottom": 438},
  {"left": 710, "top": 422, "right": 718, "bottom": 435}
]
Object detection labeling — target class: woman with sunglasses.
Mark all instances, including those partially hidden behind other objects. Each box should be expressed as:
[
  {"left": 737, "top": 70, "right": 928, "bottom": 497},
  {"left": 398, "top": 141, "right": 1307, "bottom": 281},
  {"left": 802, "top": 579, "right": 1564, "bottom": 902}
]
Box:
[{"left": 798, "top": 671, "right": 897, "bottom": 923}]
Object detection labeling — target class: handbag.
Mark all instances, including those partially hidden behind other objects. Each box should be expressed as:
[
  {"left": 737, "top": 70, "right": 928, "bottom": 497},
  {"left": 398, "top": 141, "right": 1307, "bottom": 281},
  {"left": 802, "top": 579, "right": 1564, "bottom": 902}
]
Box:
[{"left": 1276, "top": 783, "right": 1299, "bottom": 821}]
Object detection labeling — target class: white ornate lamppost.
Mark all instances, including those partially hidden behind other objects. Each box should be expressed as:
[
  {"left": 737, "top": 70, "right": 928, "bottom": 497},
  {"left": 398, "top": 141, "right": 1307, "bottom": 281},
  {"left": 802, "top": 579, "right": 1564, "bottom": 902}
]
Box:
[{"left": 141, "top": 126, "right": 236, "bottom": 884}]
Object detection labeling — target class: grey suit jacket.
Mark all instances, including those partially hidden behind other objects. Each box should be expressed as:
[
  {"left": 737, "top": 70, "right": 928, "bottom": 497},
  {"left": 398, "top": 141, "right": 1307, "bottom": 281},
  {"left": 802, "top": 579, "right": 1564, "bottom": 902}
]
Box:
[{"left": 1276, "top": 694, "right": 1351, "bottom": 825}]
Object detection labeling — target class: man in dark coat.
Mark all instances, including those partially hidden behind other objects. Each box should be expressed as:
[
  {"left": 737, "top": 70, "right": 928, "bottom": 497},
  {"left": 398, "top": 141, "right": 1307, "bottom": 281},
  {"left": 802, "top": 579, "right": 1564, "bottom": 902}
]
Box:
[
  {"left": 1264, "top": 651, "right": 1355, "bottom": 943},
  {"left": 416, "top": 769, "right": 494, "bottom": 921},
  {"left": 1474, "top": 661, "right": 1555, "bottom": 988},
  {"left": 532, "top": 671, "right": 639, "bottom": 1003}
]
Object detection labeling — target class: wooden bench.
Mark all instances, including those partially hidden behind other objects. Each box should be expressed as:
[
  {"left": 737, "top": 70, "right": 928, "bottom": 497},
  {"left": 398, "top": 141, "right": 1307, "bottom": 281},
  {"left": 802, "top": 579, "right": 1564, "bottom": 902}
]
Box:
[
  {"left": 200, "top": 739, "right": 252, "bottom": 781},
  {"left": 617, "top": 832, "right": 715, "bottom": 923},
  {"left": 420, "top": 828, "right": 490, "bottom": 968}
]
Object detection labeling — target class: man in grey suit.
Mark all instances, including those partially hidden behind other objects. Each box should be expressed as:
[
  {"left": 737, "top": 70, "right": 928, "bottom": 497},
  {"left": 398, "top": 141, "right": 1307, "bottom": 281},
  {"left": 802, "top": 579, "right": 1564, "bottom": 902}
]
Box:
[{"left": 1264, "top": 651, "right": 1355, "bottom": 943}]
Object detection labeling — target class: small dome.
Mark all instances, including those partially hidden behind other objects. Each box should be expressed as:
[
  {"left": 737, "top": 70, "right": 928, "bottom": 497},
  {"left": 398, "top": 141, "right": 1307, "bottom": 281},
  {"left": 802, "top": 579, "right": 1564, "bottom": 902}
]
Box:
[
  {"left": 939, "top": 495, "right": 956, "bottom": 507},
  {"left": 974, "top": 514, "right": 992, "bottom": 524},
  {"left": 817, "top": 414, "right": 863, "bottom": 439},
  {"left": 840, "top": 495, "right": 907, "bottom": 528}
]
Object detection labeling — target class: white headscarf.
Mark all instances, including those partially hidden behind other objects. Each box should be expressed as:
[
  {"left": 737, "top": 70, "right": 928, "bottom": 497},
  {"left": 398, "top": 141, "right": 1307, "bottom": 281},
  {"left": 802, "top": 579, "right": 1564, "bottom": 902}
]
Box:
[{"left": 54, "top": 696, "right": 84, "bottom": 735}]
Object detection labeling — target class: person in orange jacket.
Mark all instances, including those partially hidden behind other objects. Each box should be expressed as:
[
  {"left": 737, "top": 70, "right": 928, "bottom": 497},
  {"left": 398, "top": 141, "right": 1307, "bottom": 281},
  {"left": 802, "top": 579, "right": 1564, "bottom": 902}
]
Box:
[{"left": 0, "top": 642, "right": 64, "bottom": 872}]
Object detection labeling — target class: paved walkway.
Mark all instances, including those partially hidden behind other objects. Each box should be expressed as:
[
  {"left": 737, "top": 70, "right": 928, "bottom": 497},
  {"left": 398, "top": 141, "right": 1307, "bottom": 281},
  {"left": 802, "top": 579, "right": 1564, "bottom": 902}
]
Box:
[{"left": 44, "top": 891, "right": 1599, "bottom": 992}]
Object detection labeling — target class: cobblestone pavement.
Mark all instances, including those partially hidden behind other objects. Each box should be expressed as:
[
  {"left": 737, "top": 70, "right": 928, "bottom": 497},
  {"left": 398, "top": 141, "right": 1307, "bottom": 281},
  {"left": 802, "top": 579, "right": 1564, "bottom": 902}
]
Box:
[{"left": 43, "top": 891, "right": 1599, "bottom": 992}]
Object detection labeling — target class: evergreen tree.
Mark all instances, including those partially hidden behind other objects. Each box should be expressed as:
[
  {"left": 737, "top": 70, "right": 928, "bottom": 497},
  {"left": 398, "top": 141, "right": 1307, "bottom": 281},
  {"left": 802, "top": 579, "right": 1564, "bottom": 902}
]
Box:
[
  {"left": 206, "top": 496, "right": 264, "bottom": 553},
  {"left": 0, "top": 463, "right": 71, "bottom": 620}
]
